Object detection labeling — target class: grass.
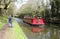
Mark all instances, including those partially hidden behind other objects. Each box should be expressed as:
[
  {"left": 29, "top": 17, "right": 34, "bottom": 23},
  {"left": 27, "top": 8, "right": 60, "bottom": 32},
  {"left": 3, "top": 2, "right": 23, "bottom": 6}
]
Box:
[
  {"left": 5, "top": 20, "right": 27, "bottom": 39},
  {"left": 0, "top": 16, "right": 7, "bottom": 30}
]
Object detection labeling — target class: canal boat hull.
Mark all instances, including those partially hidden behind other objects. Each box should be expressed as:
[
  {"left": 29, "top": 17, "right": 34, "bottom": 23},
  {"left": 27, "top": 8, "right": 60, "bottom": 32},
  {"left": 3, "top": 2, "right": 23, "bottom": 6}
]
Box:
[{"left": 23, "top": 18, "right": 45, "bottom": 32}]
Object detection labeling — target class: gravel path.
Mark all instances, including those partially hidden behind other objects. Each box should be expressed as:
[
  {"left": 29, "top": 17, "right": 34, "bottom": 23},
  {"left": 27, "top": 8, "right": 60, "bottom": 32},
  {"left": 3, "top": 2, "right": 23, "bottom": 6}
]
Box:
[{"left": 0, "top": 23, "right": 8, "bottom": 39}]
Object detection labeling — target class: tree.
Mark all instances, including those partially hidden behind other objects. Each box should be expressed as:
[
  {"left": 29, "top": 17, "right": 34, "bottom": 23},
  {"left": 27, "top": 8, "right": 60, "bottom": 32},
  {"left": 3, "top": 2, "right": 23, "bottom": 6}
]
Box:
[
  {"left": 0, "top": 0, "right": 17, "bottom": 16},
  {"left": 51, "top": 0, "right": 60, "bottom": 18}
]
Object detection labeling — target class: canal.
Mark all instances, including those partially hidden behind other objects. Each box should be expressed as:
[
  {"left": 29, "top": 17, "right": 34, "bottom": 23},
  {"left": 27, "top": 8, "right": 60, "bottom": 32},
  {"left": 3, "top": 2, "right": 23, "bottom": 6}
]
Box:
[{"left": 15, "top": 18, "right": 60, "bottom": 39}]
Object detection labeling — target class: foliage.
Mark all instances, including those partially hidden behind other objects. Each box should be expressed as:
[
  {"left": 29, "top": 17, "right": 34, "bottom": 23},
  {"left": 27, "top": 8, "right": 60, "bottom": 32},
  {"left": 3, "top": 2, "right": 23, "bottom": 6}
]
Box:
[
  {"left": 0, "top": 16, "right": 7, "bottom": 29},
  {"left": 51, "top": 0, "right": 60, "bottom": 18},
  {"left": 7, "top": 3, "right": 16, "bottom": 16},
  {"left": 18, "top": 0, "right": 47, "bottom": 18},
  {"left": 0, "top": 0, "right": 16, "bottom": 16}
]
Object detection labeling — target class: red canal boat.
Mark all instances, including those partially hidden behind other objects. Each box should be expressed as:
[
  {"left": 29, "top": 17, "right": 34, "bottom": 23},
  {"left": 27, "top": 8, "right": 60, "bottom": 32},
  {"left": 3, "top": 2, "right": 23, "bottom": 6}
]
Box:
[{"left": 23, "top": 16, "right": 45, "bottom": 32}]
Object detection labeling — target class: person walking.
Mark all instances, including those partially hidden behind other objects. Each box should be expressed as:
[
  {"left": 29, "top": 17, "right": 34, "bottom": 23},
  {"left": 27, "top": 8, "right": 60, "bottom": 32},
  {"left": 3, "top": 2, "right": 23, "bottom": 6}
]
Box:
[{"left": 8, "top": 15, "right": 12, "bottom": 27}]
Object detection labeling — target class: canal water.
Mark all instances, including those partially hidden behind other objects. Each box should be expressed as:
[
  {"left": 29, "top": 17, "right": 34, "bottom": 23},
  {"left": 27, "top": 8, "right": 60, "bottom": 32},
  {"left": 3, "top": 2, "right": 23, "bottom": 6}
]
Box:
[{"left": 16, "top": 18, "right": 60, "bottom": 39}]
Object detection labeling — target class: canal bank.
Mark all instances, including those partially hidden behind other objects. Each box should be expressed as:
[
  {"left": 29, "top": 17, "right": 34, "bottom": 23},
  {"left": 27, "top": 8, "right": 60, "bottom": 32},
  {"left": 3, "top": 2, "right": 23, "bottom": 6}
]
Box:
[{"left": 0, "top": 18, "right": 27, "bottom": 39}]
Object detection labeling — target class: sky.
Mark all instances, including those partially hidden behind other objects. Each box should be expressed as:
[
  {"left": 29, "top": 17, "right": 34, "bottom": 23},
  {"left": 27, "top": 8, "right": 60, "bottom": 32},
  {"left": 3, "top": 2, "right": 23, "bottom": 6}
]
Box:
[
  {"left": 14, "top": 0, "right": 28, "bottom": 9},
  {"left": 14, "top": 0, "right": 51, "bottom": 9}
]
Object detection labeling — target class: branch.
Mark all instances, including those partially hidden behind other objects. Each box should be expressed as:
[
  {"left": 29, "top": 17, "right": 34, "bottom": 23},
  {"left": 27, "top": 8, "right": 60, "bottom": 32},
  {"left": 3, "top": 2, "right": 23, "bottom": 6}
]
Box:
[{"left": 4, "top": 1, "right": 11, "bottom": 10}]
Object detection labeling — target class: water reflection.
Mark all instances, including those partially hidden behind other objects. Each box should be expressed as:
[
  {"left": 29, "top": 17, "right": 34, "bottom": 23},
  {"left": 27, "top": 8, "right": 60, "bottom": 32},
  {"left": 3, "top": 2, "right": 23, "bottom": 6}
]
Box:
[
  {"left": 38, "top": 24, "right": 60, "bottom": 39},
  {"left": 16, "top": 18, "right": 60, "bottom": 39}
]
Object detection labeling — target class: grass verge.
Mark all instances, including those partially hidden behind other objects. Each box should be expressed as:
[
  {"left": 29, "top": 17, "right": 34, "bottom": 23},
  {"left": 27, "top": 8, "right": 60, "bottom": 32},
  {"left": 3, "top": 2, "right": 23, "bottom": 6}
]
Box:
[
  {"left": 5, "top": 19, "right": 27, "bottom": 39},
  {"left": 0, "top": 16, "right": 7, "bottom": 30}
]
